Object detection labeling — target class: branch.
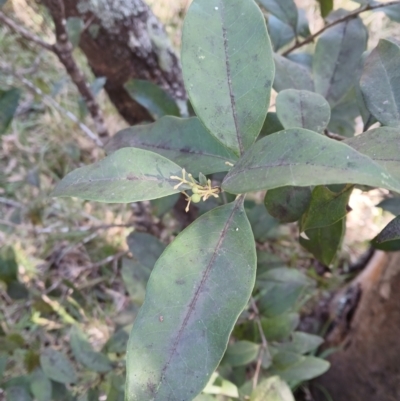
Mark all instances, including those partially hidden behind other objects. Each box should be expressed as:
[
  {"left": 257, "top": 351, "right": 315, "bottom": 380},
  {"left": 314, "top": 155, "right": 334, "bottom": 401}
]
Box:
[
  {"left": 43, "top": 0, "right": 109, "bottom": 141},
  {"left": 0, "top": 11, "right": 53, "bottom": 51},
  {"left": 282, "top": 1, "right": 400, "bottom": 56},
  {"left": 0, "top": 62, "right": 103, "bottom": 147},
  {"left": 0, "top": 5, "right": 109, "bottom": 143},
  {"left": 324, "top": 129, "right": 346, "bottom": 141}
]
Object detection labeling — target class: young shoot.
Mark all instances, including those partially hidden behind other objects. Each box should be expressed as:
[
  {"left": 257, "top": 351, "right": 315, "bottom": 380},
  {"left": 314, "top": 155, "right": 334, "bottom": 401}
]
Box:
[{"left": 170, "top": 168, "right": 221, "bottom": 212}]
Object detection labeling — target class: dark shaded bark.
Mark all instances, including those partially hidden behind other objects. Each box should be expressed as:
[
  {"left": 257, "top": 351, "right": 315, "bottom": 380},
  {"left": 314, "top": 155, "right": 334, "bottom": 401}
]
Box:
[
  {"left": 312, "top": 251, "right": 400, "bottom": 401},
  {"left": 62, "top": 0, "right": 187, "bottom": 126}
]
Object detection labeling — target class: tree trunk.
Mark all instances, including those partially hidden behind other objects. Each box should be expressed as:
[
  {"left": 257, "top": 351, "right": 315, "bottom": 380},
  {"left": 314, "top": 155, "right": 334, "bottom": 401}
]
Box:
[
  {"left": 62, "top": 0, "right": 187, "bottom": 125},
  {"left": 312, "top": 251, "right": 400, "bottom": 401}
]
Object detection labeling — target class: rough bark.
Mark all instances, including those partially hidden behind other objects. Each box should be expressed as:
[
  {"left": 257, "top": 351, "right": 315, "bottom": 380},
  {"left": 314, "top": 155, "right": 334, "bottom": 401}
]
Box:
[
  {"left": 61, "top": 0, "right": 187, "bottom": 125},
  {"left": 312, "top": 251, "right": 400, "bottom": 401}
]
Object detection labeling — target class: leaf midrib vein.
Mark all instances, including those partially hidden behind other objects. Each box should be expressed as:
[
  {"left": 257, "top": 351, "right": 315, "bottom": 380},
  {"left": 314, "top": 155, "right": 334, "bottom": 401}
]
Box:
[{"left": 158, "top": 200, "right": 241, "bottom": 389}]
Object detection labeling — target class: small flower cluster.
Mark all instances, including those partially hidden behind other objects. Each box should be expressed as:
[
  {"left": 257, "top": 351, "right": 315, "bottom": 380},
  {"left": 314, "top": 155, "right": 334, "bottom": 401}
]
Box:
[{"left": 170, "top": 169, "right": 221, "bottom": 212}]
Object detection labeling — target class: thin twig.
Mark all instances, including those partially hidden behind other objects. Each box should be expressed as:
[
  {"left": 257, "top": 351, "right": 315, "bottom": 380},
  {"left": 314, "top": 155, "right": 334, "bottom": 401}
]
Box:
[
  {"left": 43, "top": 0, "right": 109, "bottom": 141},
  {"left": 0, "top": 11, "right": 53, "bottom": 51},
  {"left": 282, "top": 1, "right": 400, "bottom": 56},
  {"left": 87, "top": 250, "right": 128, "bottom": 270},
  {"left": 0, "top": 62, "right": 103, "bottom": 147},
  {"left": 0, "top": 196, "right": 23, "bottom": 208},
  {"left": 324, "top": 129, "right": 346, "bottom": 141},
  {"left": 251, "top": 298, "right": 268, "bottom": 389},
  {"left": 0, "top": 6, "right": 109, "bottom": 143}
]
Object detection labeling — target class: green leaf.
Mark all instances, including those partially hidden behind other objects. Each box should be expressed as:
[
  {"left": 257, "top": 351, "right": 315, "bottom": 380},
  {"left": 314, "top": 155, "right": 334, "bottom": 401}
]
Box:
[
  {"left": 377, "top": 197, "right": 400, "bottom": 216},
  {"left": 300, "top": 218, "right": 345, "bottom": 265},
  {"left": 125, "top": 199, "right": 256, "bottom": 401},
  {"left": 66, "top": 17, "right": 84, "bottom": 48},
  {"left": 268, "top": 15, "right": 294, "bottom": 51},
  {"left": 78, "top": 389, "right": 100, "bottom": 401},
  {"left": 151, "top": 193, "right": 180, "bottom": 216},
  {"left": 250, "top": 376, "right": 294, "bottom": 401},
  {"left": 381, "top": 4, "right": 400, "bottom": 22},
  {"left": 40, "top": 349, "right": 77, "bottom": 384},
  {"left": 246, "top": 204, "right": 280, "bottom": 242},
  {"left": 127, "top": 232, "right": 166, "bottom": 268},
  {"left": 264, "top": 186, "right": 312, "bottom": 223},
  {"left": 313, "top": 13, "right": 367, "bottom": 106},
  {"left": 261, "top": 313, "right": 299, "bottom": 342},
  {"left": 52, "top": 148, "right": 186, "bottom": 203},
  {"left": 258, "top": 0, "right": 298, "bottom": 30},
  {"left": 7, "top": 280, "right": 29, "bottom": 300},
  {"left": 259, "top": 112, "right": 284, "bottom": 138},
  {"left": 328, "top": 88, "right": 360, "bottom": 137},
  {"left": 70, "top": 326, "right": 112, "bottom": 372},
  {"left": 51, "top": 382, "right": 75, "bottom": 401},
  {"left": 372, "top": 216, "right": 400, "bottom": 251},
  {"left": 344, "top": 127, "right": 400, "bottom": 182},
  {"left": 30, "top": 368, "right": 52, "bottom": 401},
  {"left": 182, "top": 0, "right": 274, "bottom": 155},
  {"left": 105, "top": 117, "right": 237, "bottom": 176},
  {"left": 301, "top": 185, "right": 353, "bottom": 231},
  {"left": 276, "top": 90, "right": 331, "bottom": 134},
  {"left": 5, "top": 386, "right": 32, "bottom": 401},
  {"left": 273, "top": 353, "right": 330, "bottom": 384},
  {"left": 273, "top": 54, "right": 314, "bottom": 93},
  {"left": 221, "top": 128, "right": 400, "bottom": 195},
  {"left": 223, "top": 341, "right": 260, "bottom": 367},
  {"left": 360, "top": 38, "right": 400, "bottom": 128},
  {"left": 124, "top": 80, "right": 180, "bottom": 120},
  {"left": 317, "top": 0, "right": 333, "bottom": 18},
  {"left": 296, "top": 9, "right": 310, "bottom": 38},
  {"left": 0, "top": 88, "right": 20, "bottom": 135},
  {"left": 121, "top": 259, "right": 151, "bottom": 304},
  {"left": 257, "top": 268, "right": 313, "bottom": 317},
  {"left": 276, "top": 332, "right": 324, "bottom": 355},
  {"left": 103, "top": 329, "right": 129, "bottom": 354},
  {"left": 0, "top": 355, "right": 7, "bottom": 380},
  {"left": 0, "top": 246, "right": 18, "bottom": 284}
]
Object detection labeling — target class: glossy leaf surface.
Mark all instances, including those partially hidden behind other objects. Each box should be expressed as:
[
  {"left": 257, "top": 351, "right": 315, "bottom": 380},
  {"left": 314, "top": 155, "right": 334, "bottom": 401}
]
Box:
[
  {"left": 0, "top": 88, "right": 20, "bottom": 135},
  {"left": 301, "top": 185, "right": 353, "bottom": 231},
  {"left": 259, "top": 112, "right": 284, "bottom": 138},
  {"left": 182, "top": 0, "right": 274, "bottom": 155},
  {"left": 317, "top": 0, "right": 333, "bottom": 18},
  {"left": 70, "top": 327, "right": 112, "bottom": 372},
  {"left": 250, "top": 376, "right": 294, "bottom": 401},
  {"left": 106, "top": 117, "right": 237, "bottom": 176},
  {"left": 372, "top": 216, "right": 400, "bottom": 251},
  {"left": 264, "top": 186, "right": 312, "bottom": 223},
  {"left": 223, "top": 341, "right": 260, "bottom": 367},
  {"left": 276, "top": 89, "right": 331, "bottom": 133},
  {"left": 258, "top": 0, "right": 298, "bottom": 30},
  {"left": 125, "top": 200, "right": 256, "bottom": 401},
  {"left": 40, "top": 349, "right": 77, "bottom": 384},
  {"left": 313, "top": 14, "right": 367, "bottom": 106},
  {"left": 30, "top": 368, "right": 52, "bottom": 401},
  {"left": 257, "top": 268, "right": 312, "bottom": 317},
  {"left": 268, "top": 16, "right": 294, "bottom": 51},
  {"left": 360, "top": 38, "right": 400, "bottom": 128},
  {"left": 377, "top": 197, "right": 400, "bottom": 216},
  {"left": 222, "top": 128, "right": 400, "bottom": 194},
  {"left": 127, "top": 232, "right": 166, "bottom": 268},
  {"left": 344, "top": 127, "right": 400, "bottom": 181},
  {"left": 300, "top": 218, "right": 345, "bottom": 265},
  {"left": 53, "top": 148, "right": 186, "bottom": 203},
  {"left": 273, "top": 54, "right": 314, "bottom": 93},
  {"left": 272, "top": 353, "right": 330, "bottom": 384},
  {"left": 125, "top": 80, "right": 180, "bottom": 119}
]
